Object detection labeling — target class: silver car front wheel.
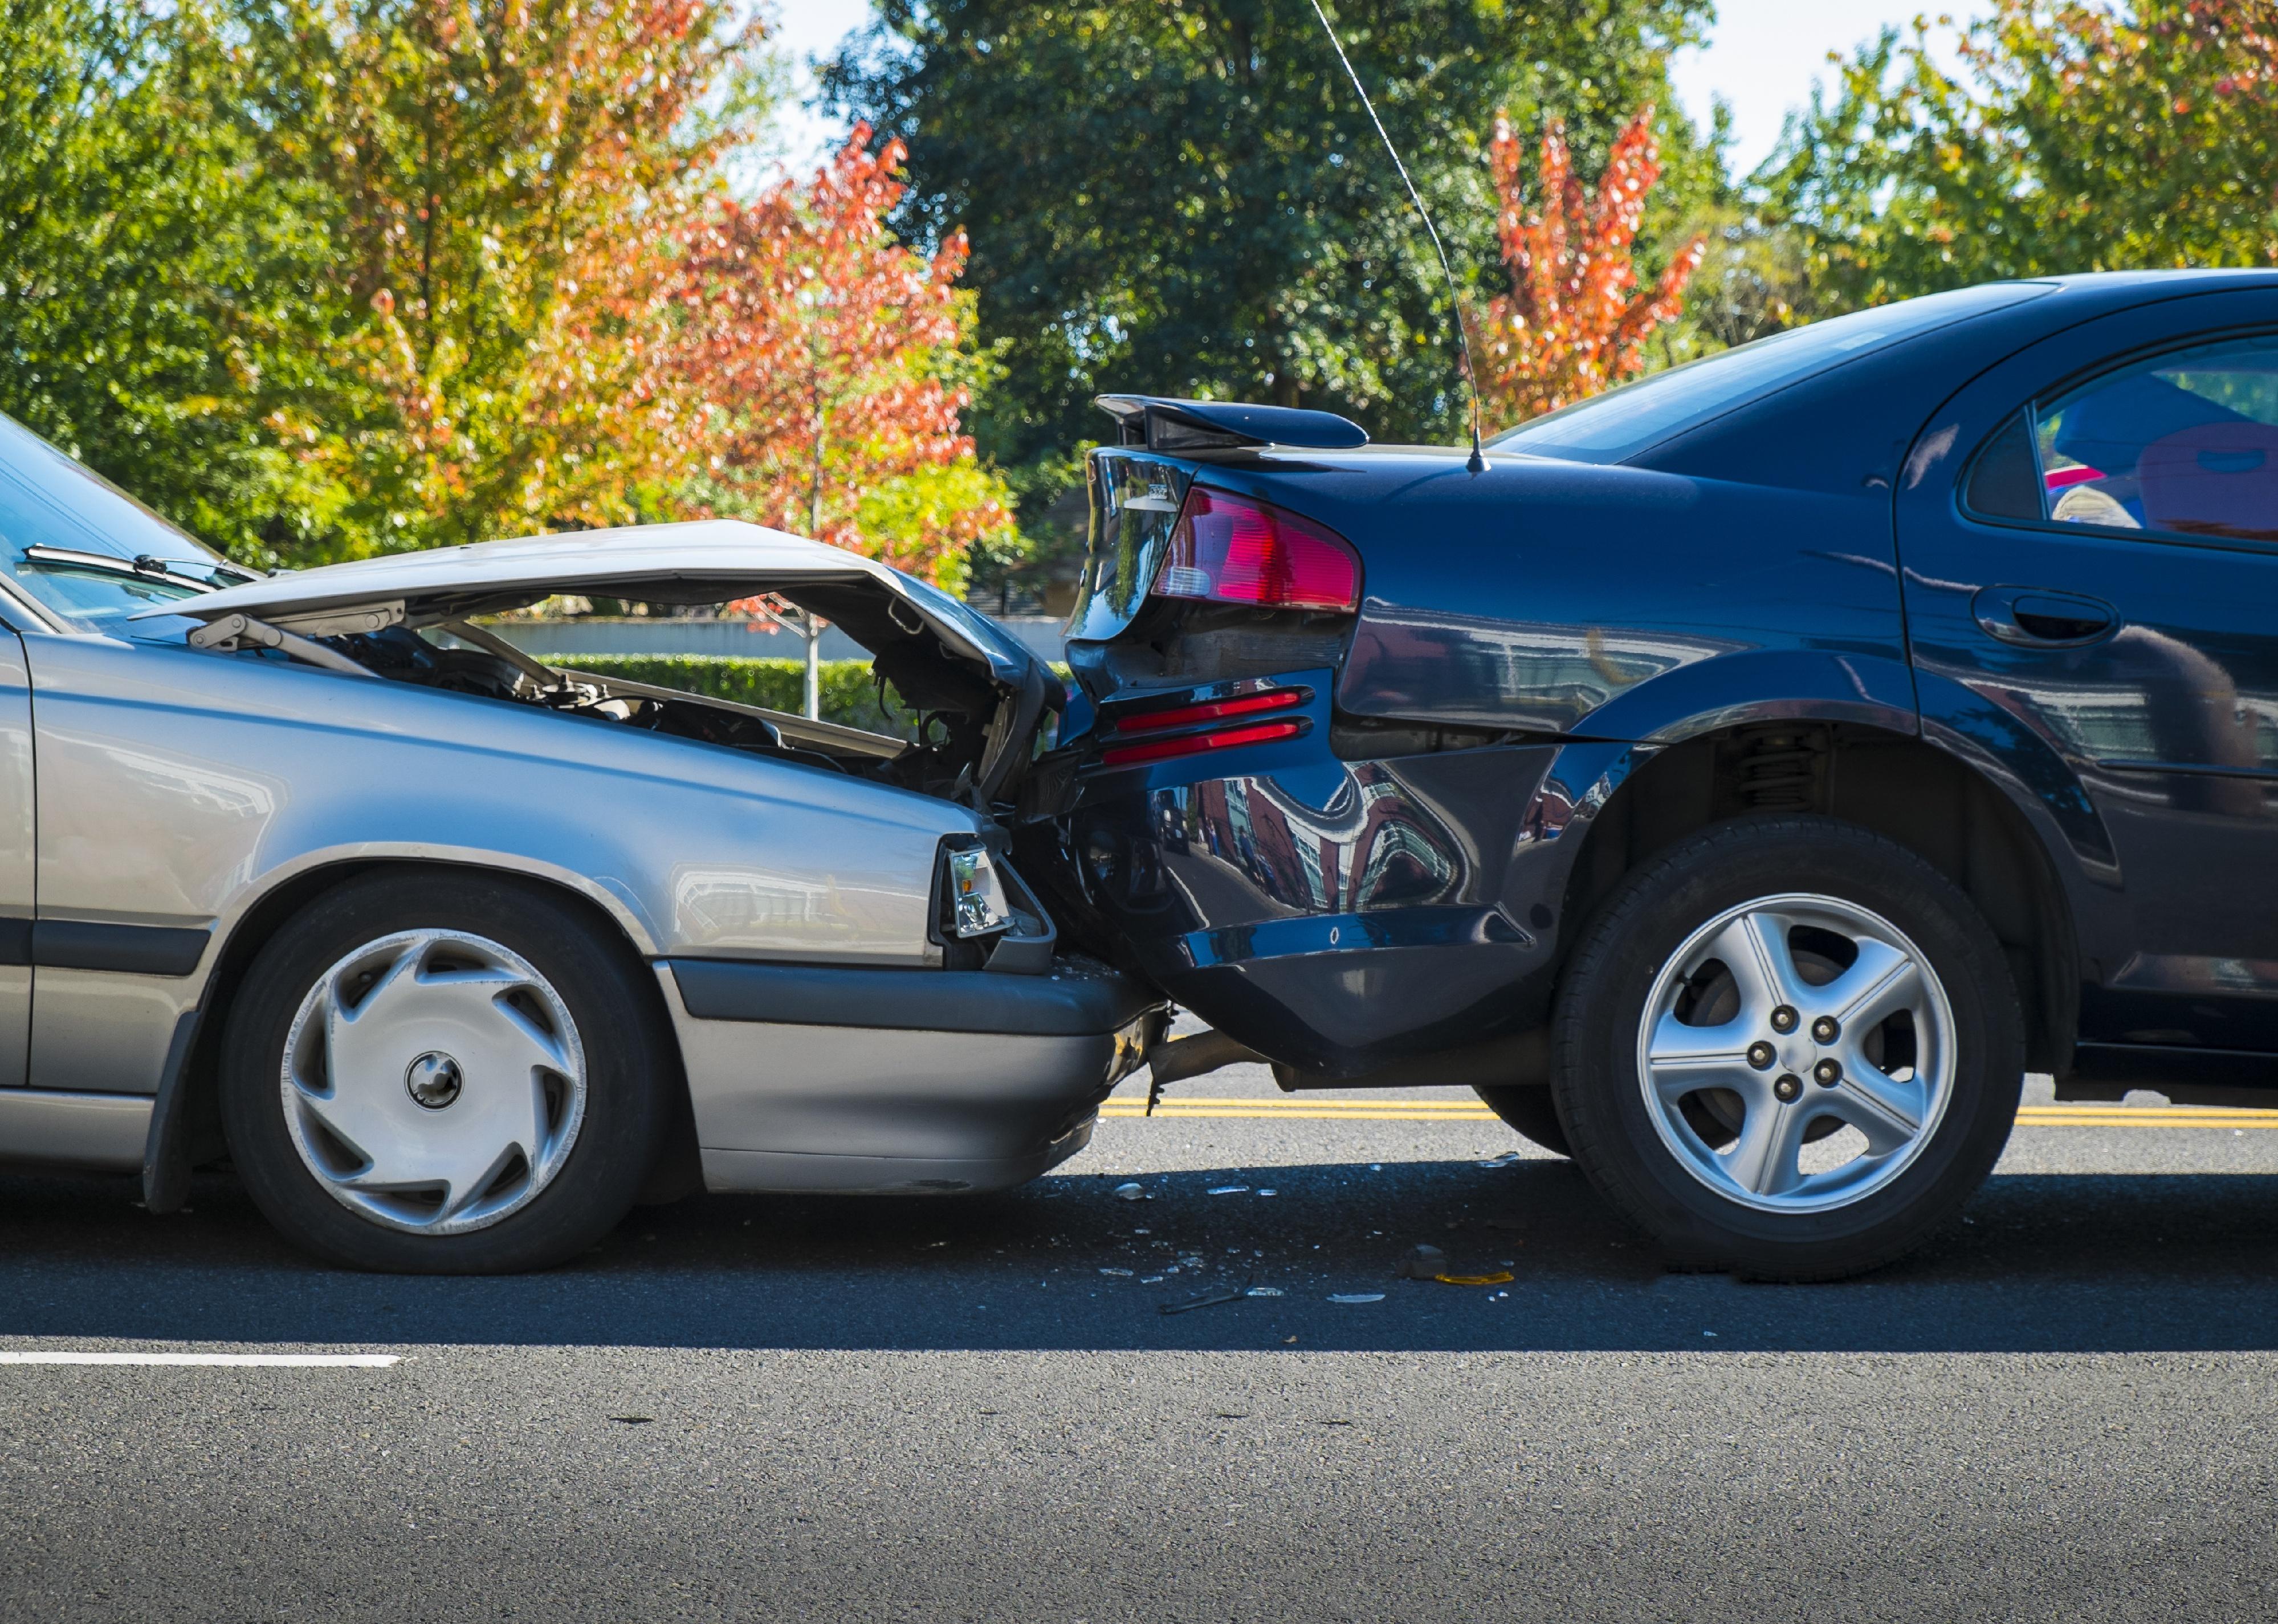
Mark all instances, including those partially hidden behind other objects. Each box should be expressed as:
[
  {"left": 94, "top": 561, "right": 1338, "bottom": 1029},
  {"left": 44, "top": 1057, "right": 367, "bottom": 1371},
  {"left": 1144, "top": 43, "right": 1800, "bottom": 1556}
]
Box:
[
  {"left": 282, "top": 929, "right": 588, "bottom": 1235},
  {"left": 223, "top": 870, "right": 669, "bottom": 1273}
]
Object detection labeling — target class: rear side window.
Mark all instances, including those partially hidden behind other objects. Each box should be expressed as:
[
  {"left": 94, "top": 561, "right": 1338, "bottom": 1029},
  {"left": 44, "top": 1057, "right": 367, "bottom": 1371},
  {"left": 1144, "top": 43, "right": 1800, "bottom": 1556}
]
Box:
[
  {"left": 1966, "top": 332, "right": 2278, "bottom": 543},
  {"left": 1489, "top": 281, "right": 2053, "bottom": 464}
]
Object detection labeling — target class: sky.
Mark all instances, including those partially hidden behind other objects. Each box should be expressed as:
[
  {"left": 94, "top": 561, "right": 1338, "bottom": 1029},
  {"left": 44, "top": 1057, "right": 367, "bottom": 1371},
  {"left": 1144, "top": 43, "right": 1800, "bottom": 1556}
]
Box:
[{"left": 764, "top": 1, "right": 1996, "bottom": 178}]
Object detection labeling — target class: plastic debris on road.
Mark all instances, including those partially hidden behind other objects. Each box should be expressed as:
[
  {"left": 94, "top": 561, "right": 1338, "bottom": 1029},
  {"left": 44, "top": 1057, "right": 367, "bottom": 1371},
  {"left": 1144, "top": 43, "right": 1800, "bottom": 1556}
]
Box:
[
  {"left": 1328, "top": 1293, "right": 1386, "bottom": 1304},
  {"left": 1207, "top": 1185, "right": 1250, "bottom": 1195},
  {"left": 1160, "top": 1283, "right": 1248, "bottom": 1315},
  {"left": 1113, "top": 1182, "right": 1147, "bottom": 1201},
  {"left": 1244, "top": 1286, "right": 1285, "bottom": 1297},
  {"left": 1435, "top": 1271, "right": 1516, "bottom": 1287},
  {"left": 1397, "top": 1243, "right": 1449, "bottom": 1280},
  {"left": 1476, "top": 1150, "right": 1525, "bottom": 1168}
]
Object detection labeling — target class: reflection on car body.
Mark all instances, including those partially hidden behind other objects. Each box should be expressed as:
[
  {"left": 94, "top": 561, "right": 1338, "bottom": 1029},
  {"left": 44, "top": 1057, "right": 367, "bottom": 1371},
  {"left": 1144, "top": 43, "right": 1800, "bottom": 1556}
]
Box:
[{"left": 1025, "top": 270, "right": 2278, "bottom": 1280}]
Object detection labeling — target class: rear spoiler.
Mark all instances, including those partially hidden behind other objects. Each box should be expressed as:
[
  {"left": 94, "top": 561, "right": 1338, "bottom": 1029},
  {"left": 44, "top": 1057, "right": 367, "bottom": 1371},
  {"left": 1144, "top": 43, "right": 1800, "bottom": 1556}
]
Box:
[{"left": 1093, "top": 395, "right": 1369, "bottom": 454}]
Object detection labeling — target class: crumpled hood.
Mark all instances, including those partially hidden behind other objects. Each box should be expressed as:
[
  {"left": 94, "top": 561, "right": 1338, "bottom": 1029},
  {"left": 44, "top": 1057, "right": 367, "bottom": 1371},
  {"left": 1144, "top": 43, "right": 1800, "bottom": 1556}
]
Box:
[{"left": 132, "top": 518, "right": 1038, "bottom": 690}]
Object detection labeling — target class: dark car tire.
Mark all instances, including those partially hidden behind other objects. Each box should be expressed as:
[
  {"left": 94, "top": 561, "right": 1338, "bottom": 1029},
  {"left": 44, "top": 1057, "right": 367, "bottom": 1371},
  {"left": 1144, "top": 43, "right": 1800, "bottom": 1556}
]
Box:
[
  {"left": 1550, "top": 815, "right": 2024, "bottom": 1281},
  {"left": 221, "top": 870, "right": 671, "bottom": 1274},
  {"left": 1474, "top": 1085, "right": 1572, "bottom": 1158}
]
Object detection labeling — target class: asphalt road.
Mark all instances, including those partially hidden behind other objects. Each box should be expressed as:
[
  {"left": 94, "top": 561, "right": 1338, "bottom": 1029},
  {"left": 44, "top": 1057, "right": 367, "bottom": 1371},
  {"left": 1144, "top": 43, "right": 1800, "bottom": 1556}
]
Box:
[{"left": 3, "top": 1060, "right": 2275, "bottom": 1623}]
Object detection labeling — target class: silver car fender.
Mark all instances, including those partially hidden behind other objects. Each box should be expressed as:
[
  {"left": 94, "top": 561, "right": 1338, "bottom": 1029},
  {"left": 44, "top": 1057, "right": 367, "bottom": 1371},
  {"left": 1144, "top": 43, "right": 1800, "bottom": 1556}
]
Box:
[{"left": 25, "top": 631, "right": 980, "bottom": 1106}]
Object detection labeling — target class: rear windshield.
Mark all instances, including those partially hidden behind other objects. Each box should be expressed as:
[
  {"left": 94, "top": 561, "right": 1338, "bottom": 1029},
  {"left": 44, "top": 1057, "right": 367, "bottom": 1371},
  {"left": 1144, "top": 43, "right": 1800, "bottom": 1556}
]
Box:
[{"left": 1487, "top": 281, "right": 2057, "bottom": 465}]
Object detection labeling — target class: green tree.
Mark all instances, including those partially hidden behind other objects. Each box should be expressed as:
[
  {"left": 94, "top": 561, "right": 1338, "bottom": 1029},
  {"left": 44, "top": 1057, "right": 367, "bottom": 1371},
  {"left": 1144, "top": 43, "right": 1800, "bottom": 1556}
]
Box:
[
  {"left": 1760, "top": 1, "right": 2278, "bottom": 311},
  {"left": 0, "top": 0, "right": 341, "bottom": 560},
  {"left": 825, "top": 0, "right": 1717, "bottom": 478},
  {"left": 225, "top": 0, "right": 765, "bottom": 558}
]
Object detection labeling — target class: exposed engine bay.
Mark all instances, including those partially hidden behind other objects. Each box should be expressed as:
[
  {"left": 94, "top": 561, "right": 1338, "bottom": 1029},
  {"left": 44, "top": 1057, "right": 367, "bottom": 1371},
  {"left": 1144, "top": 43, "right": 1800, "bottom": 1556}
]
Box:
[
  {"left": 331, "top": 588, "right": 1042, "bottom": 805},
  {"left": 339, "top": 617, "right": 1000, "bottom": 801},
  {"left": 156, "top": 524, "right": 1058, "bottom": 811}
]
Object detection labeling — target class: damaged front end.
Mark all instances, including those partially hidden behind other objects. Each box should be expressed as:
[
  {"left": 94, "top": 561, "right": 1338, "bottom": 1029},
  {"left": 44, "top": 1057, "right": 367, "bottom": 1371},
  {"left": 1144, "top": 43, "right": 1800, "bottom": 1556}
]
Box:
[{"left": 138, "top": 520, "right": 1060, "bottom": 814}]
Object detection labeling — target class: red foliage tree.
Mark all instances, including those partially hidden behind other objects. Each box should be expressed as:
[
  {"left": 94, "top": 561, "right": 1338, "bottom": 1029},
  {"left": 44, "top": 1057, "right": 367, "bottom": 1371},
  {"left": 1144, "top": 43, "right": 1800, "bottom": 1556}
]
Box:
[
  {"left": 1471, "top": 105, "right": 1706, "bottom": 427},
  {"left": 675, "top": 124, "right": 1006, "bottom": 586},
  {"left": 671, "top": 123, "right": 1012, "bottom": 712}
]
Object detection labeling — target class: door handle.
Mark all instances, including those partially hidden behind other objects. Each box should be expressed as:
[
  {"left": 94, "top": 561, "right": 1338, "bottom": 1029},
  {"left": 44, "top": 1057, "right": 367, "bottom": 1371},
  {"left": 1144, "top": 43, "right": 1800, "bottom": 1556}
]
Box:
[{"left": 1970, "top": 585, "right": 2119, "bottom": 647}]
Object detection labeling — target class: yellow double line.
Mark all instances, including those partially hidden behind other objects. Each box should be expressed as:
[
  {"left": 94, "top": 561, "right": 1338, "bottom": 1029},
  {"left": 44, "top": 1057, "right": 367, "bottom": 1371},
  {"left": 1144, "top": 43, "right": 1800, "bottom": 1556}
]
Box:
[{"left": 1100, "top": 1099, "right": 2278, "bottom": 1129}]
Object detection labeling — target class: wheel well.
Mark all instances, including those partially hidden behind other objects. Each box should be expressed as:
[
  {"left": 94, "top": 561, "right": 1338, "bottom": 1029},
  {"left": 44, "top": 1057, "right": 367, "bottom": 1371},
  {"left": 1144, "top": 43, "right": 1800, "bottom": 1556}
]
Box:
[
  {"left": 162, "top": 859, "right": 696, "bottom": 1194},
  {"left": 1559, "top": 723, "right": 2078, "bottom": 1074}
]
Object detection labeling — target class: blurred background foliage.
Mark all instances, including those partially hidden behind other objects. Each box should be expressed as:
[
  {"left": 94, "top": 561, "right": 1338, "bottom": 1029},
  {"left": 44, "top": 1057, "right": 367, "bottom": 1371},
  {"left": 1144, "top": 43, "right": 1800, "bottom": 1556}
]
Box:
[{"left": 3, "top": 0, "right": 2272, "bottom": 603}]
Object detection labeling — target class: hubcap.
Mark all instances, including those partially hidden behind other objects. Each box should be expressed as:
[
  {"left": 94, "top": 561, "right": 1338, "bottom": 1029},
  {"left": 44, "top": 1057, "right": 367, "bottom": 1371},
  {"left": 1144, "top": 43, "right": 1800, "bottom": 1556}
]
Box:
[
  {"left": 405, "top": 1052, "right": 463, "bottom": 1109},
  {"left": 280, "top": 929, "right": 587, "bottom": 1235},
  {"left": 1635, "top": 892, "right": 1956, "bottom": 1214}
]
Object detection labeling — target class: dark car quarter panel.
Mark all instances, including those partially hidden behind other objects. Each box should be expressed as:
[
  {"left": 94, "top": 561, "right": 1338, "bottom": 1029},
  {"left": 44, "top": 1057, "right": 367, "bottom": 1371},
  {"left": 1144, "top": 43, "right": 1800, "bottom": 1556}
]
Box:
[
  {"left": 1895, "top": 284, "right": 2278, "bottom": 1078},
  {"left": 1054, "top": 434, "right": 1920, "bottom": 1077},
  {"left": 1043, "top": 284, "right": 2241, "bottom": 1080}
]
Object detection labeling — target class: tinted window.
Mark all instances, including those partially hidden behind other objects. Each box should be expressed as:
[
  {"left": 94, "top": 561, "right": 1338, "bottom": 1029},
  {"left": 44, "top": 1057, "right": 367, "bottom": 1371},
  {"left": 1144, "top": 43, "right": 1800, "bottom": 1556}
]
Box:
[
  {"left": 1488, "top": 281, "right": 2056, "bottom": 465},
  {"left": 2035, "top": 332, "right": 2278, "bottom": 542},
  {"left": 0, "top": 413, "right": 248, "bottom": 636}
]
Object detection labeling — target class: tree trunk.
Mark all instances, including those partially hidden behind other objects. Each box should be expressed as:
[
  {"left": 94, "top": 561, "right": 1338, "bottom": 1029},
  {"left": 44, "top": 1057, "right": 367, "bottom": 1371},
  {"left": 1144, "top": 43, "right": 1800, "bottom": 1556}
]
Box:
[
  {"left": 803, "top": 613, "right": 821, "bottom": 721},
  {"left": 805, "top": 377, "right": 828, "bottom": 720}
]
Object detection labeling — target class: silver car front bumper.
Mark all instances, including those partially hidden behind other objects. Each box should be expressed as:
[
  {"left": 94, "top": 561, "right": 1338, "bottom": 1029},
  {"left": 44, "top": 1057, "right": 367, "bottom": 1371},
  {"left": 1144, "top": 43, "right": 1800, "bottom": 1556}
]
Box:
[{"left": 659, "top": 956, "right": 1163, "bottom": 1195}]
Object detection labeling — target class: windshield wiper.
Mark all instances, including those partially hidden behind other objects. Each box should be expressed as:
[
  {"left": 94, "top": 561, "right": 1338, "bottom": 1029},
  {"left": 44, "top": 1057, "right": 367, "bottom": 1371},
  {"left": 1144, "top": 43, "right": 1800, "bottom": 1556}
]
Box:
[{"left": 19, "top": 545, "right": 252, "bottom": 593}]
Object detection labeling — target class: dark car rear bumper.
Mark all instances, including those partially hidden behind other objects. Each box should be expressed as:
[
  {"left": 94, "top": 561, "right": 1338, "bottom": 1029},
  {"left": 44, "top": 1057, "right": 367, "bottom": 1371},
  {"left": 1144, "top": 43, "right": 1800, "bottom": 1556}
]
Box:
[{"left": 1034, "top": 677, "right": 1626, "bottom": 1076}]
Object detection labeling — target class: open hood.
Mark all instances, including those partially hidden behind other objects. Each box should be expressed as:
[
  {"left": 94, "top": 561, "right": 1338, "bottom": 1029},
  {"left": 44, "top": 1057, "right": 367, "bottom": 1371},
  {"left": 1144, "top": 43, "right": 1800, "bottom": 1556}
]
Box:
[
  {"left": 135, "top": 519, "right": 1036, "bottom": 687},
  {"left": 137, "top": 519, "right": 1054, "bottom": 804}
]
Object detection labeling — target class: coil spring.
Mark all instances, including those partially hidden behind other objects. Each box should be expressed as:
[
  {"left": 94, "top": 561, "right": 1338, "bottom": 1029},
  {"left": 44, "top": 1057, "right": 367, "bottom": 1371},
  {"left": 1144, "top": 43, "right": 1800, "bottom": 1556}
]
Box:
[{"left": 1736, "top": 738, "right": 1818, "bottom": 811}]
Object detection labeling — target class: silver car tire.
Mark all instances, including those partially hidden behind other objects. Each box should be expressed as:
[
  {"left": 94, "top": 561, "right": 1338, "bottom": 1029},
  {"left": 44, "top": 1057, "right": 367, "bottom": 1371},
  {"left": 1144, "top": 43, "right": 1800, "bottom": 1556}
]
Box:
[
  {"left": 1550, "top": 816, "right": 2025, "bottom": 1281},
  {"left": 221, "top": 869, "right": 671, "bottom": 1274}
]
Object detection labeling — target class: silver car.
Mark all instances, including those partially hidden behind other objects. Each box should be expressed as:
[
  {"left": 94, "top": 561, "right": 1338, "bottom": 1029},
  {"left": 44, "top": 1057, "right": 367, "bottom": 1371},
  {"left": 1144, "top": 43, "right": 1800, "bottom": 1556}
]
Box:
[{"left": 0, "top": 413, "right": 1161, "bottom": 1271}]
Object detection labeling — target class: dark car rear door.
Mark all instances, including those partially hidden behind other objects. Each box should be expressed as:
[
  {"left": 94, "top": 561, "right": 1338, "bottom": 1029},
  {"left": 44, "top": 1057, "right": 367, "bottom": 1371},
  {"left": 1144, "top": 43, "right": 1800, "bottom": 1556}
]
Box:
[{"left": 1896, "top": 285, "right": 2278, "bottom": 1070}]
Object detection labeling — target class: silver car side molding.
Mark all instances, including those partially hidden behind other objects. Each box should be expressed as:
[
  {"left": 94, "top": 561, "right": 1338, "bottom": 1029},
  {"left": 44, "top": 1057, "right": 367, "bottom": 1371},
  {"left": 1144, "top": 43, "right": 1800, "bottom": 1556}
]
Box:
[
  {"left": 0, "top": 1087, "right": 151, "bottom": 1173},
  {"left": 20, "top": 920, "right": 211, "bottom": 977},
  {"left": 0, "top": 919, "right": 208, "bottom": 976}
]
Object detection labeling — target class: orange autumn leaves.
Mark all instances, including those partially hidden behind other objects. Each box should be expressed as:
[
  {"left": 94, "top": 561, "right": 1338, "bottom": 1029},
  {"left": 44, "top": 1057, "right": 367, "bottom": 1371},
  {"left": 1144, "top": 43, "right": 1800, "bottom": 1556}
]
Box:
[
  {"left": 677, "top": 128, "right": 1005, "bottom": 587},
  {"left": 1472, "top": 106, "right": 1706, "bottom": 427}
]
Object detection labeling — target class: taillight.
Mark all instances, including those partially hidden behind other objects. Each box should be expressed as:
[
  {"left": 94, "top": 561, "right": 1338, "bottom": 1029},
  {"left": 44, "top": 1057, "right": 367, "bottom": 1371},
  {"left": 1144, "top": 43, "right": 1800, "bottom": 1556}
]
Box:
[
  {"left": 1095, "top": 685, "right": 1311, "bottom": 768},
  {"left": 1152, "top": 487, "right": 1359, "bottom": 613}
]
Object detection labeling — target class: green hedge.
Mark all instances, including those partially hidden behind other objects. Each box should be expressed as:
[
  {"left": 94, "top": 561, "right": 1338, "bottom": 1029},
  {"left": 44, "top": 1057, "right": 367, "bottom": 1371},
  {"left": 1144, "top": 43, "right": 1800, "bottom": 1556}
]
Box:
[{"left": 551, "top": 655, "right": 917, "bottom": 737}]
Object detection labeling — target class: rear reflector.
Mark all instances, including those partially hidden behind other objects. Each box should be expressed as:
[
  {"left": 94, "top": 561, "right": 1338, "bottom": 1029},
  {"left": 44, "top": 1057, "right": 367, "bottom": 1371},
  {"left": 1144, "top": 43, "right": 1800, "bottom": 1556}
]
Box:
[
  {"left": 1109, "top": 687, "right": 1306, "bottom": 737},
  {"left": 1152, "top": 487, "right": 1359, "bottom": 613},
  {"left": 1097, "top": 718, "right": 1307, "bottom": 768}
]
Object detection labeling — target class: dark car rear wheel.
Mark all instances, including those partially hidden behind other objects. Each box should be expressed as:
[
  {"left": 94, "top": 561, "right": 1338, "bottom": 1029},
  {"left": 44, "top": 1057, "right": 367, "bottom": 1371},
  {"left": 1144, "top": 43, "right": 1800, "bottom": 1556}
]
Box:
[
  {"left": 1474, "top": 1085, "right": 1571, "bottom": 1158},
  {"left": 1550, "top": 816, "right": 2023, "bottom": 1280},
  {"left": 221, "top": 870, "right": 671, "bottom": 1273}
]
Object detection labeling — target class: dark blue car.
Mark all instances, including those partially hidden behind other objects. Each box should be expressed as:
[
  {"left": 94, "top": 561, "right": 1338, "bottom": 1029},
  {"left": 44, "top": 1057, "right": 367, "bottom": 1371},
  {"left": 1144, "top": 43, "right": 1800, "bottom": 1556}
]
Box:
[{"left": 1025, "top": 270, "right": 2278, "bottom": 1279}]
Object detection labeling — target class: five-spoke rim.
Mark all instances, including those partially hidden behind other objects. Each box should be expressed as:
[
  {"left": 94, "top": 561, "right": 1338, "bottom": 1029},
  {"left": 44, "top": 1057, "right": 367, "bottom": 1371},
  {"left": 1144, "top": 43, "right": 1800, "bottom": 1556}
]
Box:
[
  {"left": 280, "top": 929, "right": 587, "bottom": 1235},
  {"left": 1633, "top": 892, "right": 1955, "bottom": 1215}
]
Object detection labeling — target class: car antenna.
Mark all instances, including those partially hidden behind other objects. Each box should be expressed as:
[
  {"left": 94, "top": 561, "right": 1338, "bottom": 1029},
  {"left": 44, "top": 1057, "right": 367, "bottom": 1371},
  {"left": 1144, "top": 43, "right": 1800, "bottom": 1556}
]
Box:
[{"left": 1306, "top": 0, "right": 1486, "bottom": 474}]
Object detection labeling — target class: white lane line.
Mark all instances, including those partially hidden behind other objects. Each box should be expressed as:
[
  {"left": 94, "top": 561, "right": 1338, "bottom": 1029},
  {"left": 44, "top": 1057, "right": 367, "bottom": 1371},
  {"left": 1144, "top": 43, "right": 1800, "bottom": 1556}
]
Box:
[{"left": 0, "top": 1352, "right": 399, "bottom": 1368}]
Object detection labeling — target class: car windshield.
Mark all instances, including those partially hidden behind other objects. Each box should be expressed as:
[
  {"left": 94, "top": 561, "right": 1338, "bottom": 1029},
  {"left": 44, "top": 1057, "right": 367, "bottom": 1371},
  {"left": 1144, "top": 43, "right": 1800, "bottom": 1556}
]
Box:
[
  {"left": 0, "top": 412, "right": 251, "bottom": 638},
  {"left": 1487, "top": 281, "right": 2059, "bottom": 465}
]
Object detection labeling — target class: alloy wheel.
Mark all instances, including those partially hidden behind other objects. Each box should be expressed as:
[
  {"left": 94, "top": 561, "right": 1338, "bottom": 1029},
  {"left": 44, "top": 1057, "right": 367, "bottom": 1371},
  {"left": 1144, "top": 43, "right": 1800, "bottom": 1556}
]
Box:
[{"left": 1633, "top": 892, "right": 1957, "bottom": 1214}]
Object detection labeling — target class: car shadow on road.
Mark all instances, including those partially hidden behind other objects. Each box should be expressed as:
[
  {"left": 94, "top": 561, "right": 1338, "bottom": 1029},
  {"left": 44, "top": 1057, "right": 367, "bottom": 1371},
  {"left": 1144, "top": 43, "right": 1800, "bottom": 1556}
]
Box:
[{"left": 1, "top": 1157, "right": 2272, "bottom": 1354}]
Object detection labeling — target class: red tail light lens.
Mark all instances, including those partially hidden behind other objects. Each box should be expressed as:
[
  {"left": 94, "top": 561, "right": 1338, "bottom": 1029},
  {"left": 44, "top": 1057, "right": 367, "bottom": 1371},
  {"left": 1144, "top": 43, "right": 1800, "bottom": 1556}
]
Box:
[
  {"left": 1110, "top": 688, "right": 1306, "bottom": 737},
  {"left": 1098, "top": 719, "right": 1306, "bottom": 768},
  {"left": 1094, "top": 684, "right": 1313, "bottom": 769},
  {"left": 1152, "top": 487, "right": 1359, "bottom": 613}
]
